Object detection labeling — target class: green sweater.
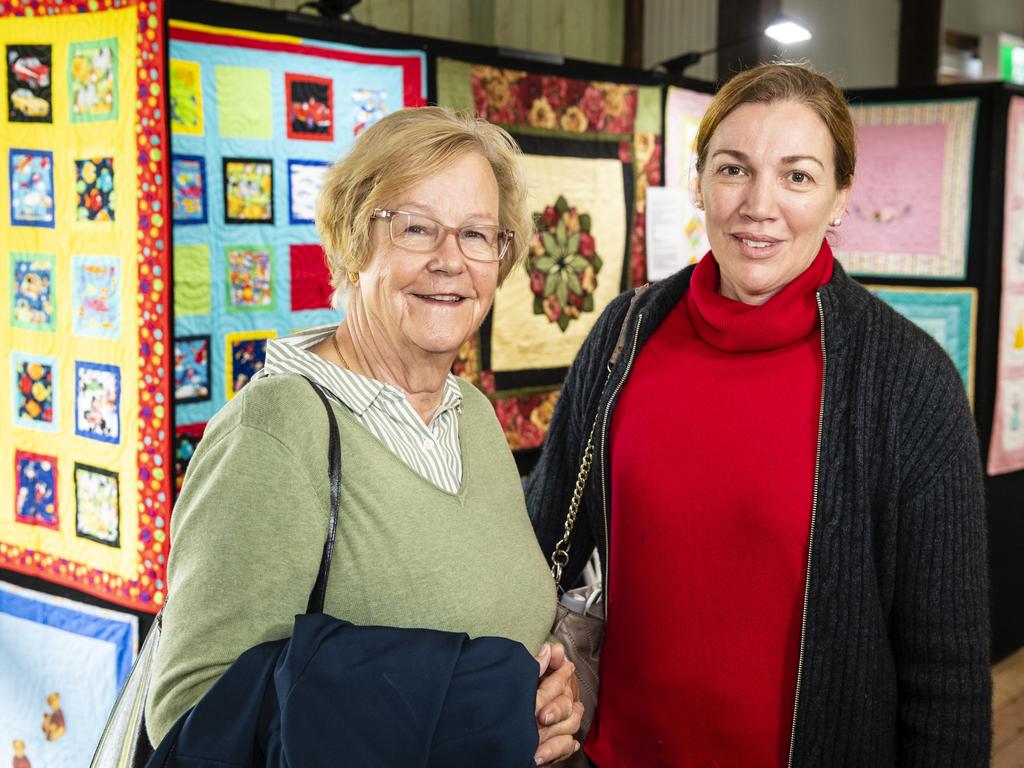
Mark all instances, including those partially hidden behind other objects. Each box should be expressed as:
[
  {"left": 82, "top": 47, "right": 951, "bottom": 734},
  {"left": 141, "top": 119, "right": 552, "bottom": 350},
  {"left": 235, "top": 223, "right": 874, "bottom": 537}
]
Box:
[{"left": 146, "top": 374, "right": 555, "bottom": 745}]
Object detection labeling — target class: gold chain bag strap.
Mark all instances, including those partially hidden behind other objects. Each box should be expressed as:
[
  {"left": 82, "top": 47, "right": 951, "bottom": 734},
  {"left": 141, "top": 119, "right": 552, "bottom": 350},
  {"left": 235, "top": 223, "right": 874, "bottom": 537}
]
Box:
[{"left": 548, "top": 285, "right": 646, "bottom": 746}]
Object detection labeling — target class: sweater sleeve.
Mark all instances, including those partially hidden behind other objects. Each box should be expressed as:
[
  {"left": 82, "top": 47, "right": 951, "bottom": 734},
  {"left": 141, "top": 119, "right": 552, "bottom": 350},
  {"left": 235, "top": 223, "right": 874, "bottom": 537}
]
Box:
[
  {"left": 526, "top": 289, "right": 635, "bottom": 588},
  {"left": 893, "top": 422, "right": 991, "bottom": 765},
  {"left": 145, "top": 414, "right": 327, "bottom": 746}
]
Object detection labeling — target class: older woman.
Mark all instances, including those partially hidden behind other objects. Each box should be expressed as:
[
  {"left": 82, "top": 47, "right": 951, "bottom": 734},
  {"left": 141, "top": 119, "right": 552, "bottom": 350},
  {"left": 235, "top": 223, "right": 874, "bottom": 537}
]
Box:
[
  {"left": 529, "top": 63, "right": 990, "bottom": 766},
  {"left": 147, "top": 107, "right": 582, "bottom": 764}
]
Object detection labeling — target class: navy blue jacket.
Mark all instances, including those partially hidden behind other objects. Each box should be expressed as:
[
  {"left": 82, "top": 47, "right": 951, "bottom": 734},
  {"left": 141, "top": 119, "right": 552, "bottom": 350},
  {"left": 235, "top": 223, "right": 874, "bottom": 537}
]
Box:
[{"left": 148, "top": 613, "right": 539, "bottom": 767}]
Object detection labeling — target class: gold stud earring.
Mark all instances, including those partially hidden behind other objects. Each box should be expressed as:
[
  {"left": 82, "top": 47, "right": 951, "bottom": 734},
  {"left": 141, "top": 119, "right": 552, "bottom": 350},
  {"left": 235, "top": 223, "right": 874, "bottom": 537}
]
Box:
[{"left": 348, "top": 271, "right": 360, "bottom": 286}]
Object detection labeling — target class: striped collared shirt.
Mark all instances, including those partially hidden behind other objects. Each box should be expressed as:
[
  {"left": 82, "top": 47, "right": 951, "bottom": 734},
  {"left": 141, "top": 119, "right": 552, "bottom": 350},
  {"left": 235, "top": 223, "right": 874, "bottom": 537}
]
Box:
[{"left": 254, "top": 325, "right": 465, "bottom": 494}]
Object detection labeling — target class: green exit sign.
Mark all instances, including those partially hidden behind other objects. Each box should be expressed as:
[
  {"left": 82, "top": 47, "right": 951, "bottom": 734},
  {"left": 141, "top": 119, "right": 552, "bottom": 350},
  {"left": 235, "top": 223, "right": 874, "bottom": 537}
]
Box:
[{"left": 1000, "top": 42, "right": 1024, "bottom": 84}]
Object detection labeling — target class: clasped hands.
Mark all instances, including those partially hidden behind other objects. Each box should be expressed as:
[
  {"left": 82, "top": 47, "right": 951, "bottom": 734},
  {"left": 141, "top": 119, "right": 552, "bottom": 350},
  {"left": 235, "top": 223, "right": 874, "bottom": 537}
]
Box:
[{"left": 534, "top": 643, "right": 584, "bottom": 765}]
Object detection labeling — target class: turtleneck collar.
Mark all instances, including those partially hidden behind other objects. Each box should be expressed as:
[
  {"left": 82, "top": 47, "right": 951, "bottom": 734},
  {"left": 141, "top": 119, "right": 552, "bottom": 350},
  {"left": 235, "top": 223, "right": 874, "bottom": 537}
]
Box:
[{"left": 686, "top": 240, "right": 835, "bottom": 353}]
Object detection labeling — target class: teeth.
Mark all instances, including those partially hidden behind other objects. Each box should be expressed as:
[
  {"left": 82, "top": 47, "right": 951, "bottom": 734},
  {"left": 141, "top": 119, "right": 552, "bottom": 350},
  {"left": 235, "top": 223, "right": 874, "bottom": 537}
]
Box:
[
  {"left": 741, "top": 239, "right": 772, "bottom": 248},
  {"left": 426, "top": 295, "right": 461, "bottom": 302}
]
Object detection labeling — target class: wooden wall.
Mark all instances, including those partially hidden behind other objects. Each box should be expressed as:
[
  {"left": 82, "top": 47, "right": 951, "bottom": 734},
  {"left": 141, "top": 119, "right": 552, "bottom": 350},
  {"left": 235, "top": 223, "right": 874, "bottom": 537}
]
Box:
[{"left": 234, "top": 0, "right": 626, "bottom": 65}]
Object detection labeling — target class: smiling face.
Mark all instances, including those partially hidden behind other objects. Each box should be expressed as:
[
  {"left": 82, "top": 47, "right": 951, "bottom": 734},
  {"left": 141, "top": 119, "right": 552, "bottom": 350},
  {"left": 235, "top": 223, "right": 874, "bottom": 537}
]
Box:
[
  {"left": 356, "top": 151, "right": 500, "bottom": 359},
  {"left": 698, "top": 100, "right": 850, "bottom": 305}
]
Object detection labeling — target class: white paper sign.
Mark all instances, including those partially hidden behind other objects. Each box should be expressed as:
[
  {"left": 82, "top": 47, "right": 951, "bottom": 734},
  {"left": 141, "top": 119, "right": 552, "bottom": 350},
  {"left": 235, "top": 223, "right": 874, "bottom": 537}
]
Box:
[{"left": 645, "top": 186, "right": 689, "bottom": 280}]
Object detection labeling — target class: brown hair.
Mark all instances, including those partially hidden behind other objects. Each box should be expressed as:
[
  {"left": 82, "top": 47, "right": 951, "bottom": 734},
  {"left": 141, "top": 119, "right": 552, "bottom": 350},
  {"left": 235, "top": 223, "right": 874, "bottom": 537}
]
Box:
[
  {"left": 695, "top": 62, "right": 855, "bottom": 188},
  {"left": 315, "top": 106, "right": 531, "bottom": 297}
]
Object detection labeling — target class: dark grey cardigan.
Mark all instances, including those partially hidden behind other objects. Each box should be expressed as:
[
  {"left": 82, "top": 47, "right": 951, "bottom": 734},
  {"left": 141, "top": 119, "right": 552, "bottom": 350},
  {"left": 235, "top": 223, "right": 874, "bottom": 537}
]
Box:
[{"left": 526, "top": 259, "right": 991, "bottom": 766}]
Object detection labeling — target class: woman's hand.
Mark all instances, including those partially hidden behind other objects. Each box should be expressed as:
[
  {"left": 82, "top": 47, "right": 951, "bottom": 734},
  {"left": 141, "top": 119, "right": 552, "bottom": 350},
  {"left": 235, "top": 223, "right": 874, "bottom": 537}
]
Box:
[{"left": 534, "top": 643, "right": 584, "bottom": 765}]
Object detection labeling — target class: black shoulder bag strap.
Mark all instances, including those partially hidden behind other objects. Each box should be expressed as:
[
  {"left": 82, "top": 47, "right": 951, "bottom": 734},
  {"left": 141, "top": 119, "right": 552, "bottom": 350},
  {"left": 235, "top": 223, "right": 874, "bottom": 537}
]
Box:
[{"left": 301, "top": 375, "right": 343, "bottom": 615}]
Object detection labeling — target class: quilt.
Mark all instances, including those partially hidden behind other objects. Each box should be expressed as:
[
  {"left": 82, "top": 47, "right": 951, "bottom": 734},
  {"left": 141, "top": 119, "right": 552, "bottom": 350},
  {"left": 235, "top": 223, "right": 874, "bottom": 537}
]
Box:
[
  {"left": 989, "top": 96, "right": 1024, "bottom": 474},
  {"left": 168, "top": 19, "right": 426, "bottom": 492},
  {"left": 0, "top": 0, "right": 172, "bottom": 612},
  {"left": 0, "top": 580, "right": 137, "bottom": 768},
  {"left": 867, "top": 286, "right": 977, "bottom": 404},
  {"left": 437, "top": 58, "right": 661, "bottom": 450},
  {"left": 664, "top": 86, "right": 713, "bottom": 266},
  {"left": 835, "top": 99, "right": 978, "bottom": 280}
]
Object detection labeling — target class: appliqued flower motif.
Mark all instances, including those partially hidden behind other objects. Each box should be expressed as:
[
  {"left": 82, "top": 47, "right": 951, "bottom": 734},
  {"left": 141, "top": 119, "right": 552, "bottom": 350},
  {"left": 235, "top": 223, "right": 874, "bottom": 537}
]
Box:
[
  {"left": 559, "top": 105, "right": 589, "bottom": 132},
  {"left": 528, "top": 96, "right": 557, "bottom": 129},
  {"left": 527, "top": 195, "right": 603, "bottom": 331}
]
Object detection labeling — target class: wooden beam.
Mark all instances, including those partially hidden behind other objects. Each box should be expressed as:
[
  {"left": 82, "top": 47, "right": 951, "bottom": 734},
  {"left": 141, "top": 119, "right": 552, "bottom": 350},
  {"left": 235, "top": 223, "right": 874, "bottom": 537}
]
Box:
[
  {"left": 898, "top": 0, "right": 943, "bottom": 86},
  {"left": 623, "top": 0, "right": 644, "bottom": 68}
]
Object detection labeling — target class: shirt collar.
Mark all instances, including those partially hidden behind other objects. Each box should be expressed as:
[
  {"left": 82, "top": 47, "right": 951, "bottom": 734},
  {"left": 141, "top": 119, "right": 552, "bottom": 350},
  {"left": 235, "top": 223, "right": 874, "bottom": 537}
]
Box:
[{"left": 259, "top": 324, "right": 464, "bottom": 419}]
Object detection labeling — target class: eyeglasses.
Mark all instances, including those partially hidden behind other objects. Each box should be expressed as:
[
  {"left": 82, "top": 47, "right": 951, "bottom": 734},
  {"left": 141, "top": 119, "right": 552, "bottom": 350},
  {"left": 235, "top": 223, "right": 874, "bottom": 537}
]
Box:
[{"left": 371, "top": 208, "right": 514, "bottom": 263}]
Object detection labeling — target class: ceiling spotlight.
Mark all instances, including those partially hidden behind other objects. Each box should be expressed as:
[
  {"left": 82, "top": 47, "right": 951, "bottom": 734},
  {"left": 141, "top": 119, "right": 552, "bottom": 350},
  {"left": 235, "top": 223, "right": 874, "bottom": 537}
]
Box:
[{"left": 765, "top": 20, "right": 812, "bottom": 45}]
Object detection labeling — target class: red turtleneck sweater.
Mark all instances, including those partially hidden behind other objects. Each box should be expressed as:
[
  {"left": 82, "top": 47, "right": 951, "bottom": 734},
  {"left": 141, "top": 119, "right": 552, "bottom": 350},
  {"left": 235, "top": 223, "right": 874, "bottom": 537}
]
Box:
[{"left": 586, "top": 243, "right": 833, "bottom": 767}]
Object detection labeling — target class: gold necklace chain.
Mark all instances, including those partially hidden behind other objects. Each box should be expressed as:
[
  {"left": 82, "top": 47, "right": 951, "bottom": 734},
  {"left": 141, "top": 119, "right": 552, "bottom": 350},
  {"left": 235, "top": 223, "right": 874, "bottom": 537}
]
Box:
[{"left": 330, "top": 332, "right": 349, "bottom": 370}]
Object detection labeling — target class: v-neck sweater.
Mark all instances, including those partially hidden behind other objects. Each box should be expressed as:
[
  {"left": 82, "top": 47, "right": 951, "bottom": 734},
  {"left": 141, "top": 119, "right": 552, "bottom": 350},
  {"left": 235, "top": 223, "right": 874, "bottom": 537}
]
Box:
[
  {"left": 146, "top": 373, "right": 556, "bottom": 746},
  {"left": 587, "top": 244, "right": 832, "bottom": 767}
]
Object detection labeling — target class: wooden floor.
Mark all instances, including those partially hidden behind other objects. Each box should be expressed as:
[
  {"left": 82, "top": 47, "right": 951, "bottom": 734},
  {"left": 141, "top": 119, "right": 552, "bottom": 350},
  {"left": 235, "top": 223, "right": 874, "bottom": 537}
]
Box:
[{"left": 995, "top": 646, "right": 1024, "bottom": 766}]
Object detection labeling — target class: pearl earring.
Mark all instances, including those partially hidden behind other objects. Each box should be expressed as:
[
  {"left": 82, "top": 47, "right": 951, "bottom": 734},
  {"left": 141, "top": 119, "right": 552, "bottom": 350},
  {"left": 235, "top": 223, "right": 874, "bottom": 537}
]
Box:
[{"left": 831, "top": 217, "right": 842, "bottom": 227}]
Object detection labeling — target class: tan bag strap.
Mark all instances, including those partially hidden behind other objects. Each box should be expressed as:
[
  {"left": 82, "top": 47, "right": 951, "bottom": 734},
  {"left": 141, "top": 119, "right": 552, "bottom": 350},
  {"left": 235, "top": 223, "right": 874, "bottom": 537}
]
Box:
[{"left": 549, "top": 284, "right": 648, "bottom": 589}]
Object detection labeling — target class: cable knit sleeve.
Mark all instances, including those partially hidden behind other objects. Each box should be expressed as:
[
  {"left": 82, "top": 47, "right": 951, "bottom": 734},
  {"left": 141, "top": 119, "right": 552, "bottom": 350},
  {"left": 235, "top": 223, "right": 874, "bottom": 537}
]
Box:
[{"left": 892, "top": 399, "right": 991, "bottom": 765}]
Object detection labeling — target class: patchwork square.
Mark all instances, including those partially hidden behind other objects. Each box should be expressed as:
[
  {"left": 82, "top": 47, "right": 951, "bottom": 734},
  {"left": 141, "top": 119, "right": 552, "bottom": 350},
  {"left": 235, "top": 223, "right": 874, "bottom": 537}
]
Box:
[
  {"left": 12, "top": 352, "right": 58, "bottom": 431},
  {"left": 217, "top": 65, "right": 273, "bottom": 139},
  {"left": 290, "top": 243, "right": 334, "bottom": 311},
  {"left": 74, "top": 463, "right": 120, "bottom": 547},
  {"left": 287, "top": 159, "right": 329, "bottom": 224},
  {"left": 170, "top": 59, "right": 204, "bottom": 135},
  {"left": 223, "top": 158, "right": 273, "bottom": 224},
  {"left": 14, "top": 450, "right": 59, "bottom": 530},
  {"left": 6, "top": 44, "right": 52, "bottom": 123},
  {"left": 226, "top": 245, "right": 274, "bottom": 311},
  {"left": 286, "top": 73, "right": 333, "bottom": 141},
  {"left": 74, "top": 361, "right": 121, "bottom": 444},
  {"left": 9, "top": 148, "right": 55, "bottom": 228},
  {"left": 225, "top": 330, "right": 275, "bottom": 400},
  {"left": 172, "top": 243, "right": 212, "bottom": 316},
  {"left": 72, "top": 255, "right": 120, "bottom": 338},
  {"left": 174, "top": 336, "right": 211, "bottom": 403},
  {"left": 74, "top": 157, "right": 116, "bottom": 222},
  {"left": 174, "top": 422, "right": 207, "bottom": 499},
  {"left": 69, "top": 38, "right": 118, "bottom": 122},
  {"left": 353, "top": 87, "right": 387, "bottom": 136},
  {"left": 172, "top": 155, "right": 207, "bottom": 224},
  {"left": 11, "top": 253, "right": 56, "bottom": 331}
]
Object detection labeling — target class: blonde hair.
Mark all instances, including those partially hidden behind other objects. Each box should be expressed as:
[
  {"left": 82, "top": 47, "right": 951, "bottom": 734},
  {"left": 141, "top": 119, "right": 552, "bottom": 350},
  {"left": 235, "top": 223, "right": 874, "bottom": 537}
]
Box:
[
  {"left": 315, "top": 106, "right": 531, "bottom": 296},
  {"left": 695, "top": 61, "right": 856, "bottom": 189}
]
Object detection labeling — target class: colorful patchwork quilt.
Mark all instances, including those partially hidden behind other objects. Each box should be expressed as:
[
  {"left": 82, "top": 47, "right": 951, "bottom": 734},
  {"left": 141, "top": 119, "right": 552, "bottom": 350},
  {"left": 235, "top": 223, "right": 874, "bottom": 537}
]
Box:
[
  {"left": 168, "top": 19, "right": 426, "bottom": 492},
  {"left": 1, "top": 0, "right": 172, "bottom": 613}
]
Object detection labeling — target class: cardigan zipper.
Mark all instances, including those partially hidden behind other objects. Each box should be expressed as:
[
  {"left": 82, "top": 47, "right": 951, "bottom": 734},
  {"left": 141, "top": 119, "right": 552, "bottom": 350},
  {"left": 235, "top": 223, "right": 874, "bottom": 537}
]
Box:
[
  {"left": 787, "top": 292, "right": 827, "bottom": 768},
  {"left": 599, "top": 312, "right": 645, "bottom": 607}
]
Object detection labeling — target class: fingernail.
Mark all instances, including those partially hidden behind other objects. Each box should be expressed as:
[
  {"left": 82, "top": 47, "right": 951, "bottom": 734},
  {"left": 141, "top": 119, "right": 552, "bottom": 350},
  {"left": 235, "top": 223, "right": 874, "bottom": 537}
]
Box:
[
  {"left": 535, "top": 756, "right": 544, "bottom": 765},
  {"left": 544, "top": 711, "right": 556, "bottom": 725},
  {"left": 538, "top": 644, "right": 550, "bottom": 658},
  {"left": 574, "top": 741, "right": 581, "bottom": 752}
]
